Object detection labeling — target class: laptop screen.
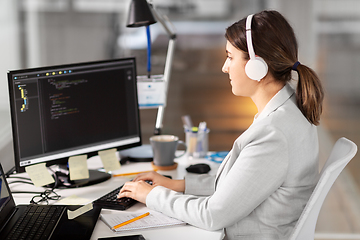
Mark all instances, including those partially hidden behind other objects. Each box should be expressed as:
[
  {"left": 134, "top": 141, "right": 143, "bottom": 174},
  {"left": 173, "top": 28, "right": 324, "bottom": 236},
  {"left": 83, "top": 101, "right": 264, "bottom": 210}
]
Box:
[
  {"left": 0, "top": 172, "right": 10, "bottom": 210},
  {"left": 0, "top": 164, "right": 16, "bottom": 232}
]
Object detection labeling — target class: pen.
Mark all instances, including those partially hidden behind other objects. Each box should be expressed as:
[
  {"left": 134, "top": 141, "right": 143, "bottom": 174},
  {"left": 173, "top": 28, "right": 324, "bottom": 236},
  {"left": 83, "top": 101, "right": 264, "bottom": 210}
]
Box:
[
  {"left": 112, "top": 170, "right": 155, "bottom": 177},
  {"left": 112, "top": 212, "right": 150, "bottom": 230}
]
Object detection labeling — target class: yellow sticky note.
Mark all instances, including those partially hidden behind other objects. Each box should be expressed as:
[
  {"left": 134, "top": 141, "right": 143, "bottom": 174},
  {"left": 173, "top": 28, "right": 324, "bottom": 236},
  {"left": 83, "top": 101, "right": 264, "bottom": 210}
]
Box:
[
  {"left": 57, "top": 195, "right": 90, "bottom": 205},
  {"left": 69, "top": 155, "right": 89, "bottom": 180},
  {"left": 67, "top": 203, "right": 93, "bottom": 220},
  {"left": 98, "top": 148, "right": 121, "bottom": 172},
  {"left": 25, "top": 163, "right": 55, "bottom": 187}
]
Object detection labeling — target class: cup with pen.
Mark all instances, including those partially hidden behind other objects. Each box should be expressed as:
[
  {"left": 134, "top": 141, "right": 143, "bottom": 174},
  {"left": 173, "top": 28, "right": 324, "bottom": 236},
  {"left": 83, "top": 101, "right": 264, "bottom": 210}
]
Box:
[{"left": 184, "top": 120, "right": 210, "bottom": 158}]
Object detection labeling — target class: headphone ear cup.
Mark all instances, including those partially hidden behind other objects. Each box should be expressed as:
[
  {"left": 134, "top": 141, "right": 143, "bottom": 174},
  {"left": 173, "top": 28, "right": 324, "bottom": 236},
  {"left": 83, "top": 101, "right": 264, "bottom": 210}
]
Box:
[{"left": 245, "top": 56, "right": 268, "bottom": 81}]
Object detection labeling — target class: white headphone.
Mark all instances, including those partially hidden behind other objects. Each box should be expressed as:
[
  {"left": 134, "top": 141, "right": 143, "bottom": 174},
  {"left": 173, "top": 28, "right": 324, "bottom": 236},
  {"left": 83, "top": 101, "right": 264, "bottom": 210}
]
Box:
[{"left": 245, "top": 14, "right": 268, "bottom": 81}]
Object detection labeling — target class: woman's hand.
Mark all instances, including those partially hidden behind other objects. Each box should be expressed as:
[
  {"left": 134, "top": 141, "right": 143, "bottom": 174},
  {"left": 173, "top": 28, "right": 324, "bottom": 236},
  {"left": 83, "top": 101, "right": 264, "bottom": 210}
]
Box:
[
  {"left": 117, "top": 180, "right": 154, "bottom": 204},
  {"left": 117, "top": 171, "right": 186, "bottom": 204},
  {"left": 133, "top": 171, "right": 185, "bottom": 192}
]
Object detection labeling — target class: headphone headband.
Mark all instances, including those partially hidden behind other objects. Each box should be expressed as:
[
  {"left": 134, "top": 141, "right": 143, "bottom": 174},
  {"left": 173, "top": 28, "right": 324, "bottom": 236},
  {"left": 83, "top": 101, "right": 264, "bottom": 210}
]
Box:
[
  {"left": 244, "top": 14, "right": 268, "bottom": 81},
  {"left": 246, "top": 14, "right": 256, "bottom": 59}
]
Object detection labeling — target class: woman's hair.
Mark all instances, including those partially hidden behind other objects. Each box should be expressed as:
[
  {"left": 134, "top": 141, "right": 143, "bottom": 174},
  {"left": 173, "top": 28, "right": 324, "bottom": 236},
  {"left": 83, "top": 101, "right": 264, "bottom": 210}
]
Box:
[{"left": 225, "top": 10, "right": 324, "bottom": 125}]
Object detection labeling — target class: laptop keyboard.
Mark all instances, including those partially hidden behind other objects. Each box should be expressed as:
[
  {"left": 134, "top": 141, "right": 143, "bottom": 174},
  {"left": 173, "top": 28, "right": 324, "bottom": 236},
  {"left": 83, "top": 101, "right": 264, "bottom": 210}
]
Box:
[{"left": 5, "top": 205, "right": 65, "bottom": 240}]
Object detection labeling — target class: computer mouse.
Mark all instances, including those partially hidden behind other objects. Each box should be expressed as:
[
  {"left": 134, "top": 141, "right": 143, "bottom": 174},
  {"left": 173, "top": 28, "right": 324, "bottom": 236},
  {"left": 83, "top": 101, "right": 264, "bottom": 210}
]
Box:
[{"left": 186, "top": 163, "right": 211, "bottom": 174}]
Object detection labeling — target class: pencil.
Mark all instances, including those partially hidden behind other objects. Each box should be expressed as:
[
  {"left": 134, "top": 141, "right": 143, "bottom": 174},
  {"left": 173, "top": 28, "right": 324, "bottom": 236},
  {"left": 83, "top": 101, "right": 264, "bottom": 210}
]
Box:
[
  {"left": 112, "top": 212, "right": 150, "bottom": 230},
  {"left": 112, "top": 170, "right": 155, "bottom": 177}
]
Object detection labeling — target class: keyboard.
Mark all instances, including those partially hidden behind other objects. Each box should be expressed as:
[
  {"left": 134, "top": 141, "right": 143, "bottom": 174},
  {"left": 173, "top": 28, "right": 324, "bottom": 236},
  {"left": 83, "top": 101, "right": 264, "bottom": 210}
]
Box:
[
  {"left": 5, "top": 205, "right": 65, "bottom": 240},
  {"left": 94, "top": 179, "right": 157, "bottom": 211},
  {"left": 93, "top": 184, "right": 138, "bottom": 211},
  {"left": 94, "top": 176, "right": 173, "bottom": 211}
]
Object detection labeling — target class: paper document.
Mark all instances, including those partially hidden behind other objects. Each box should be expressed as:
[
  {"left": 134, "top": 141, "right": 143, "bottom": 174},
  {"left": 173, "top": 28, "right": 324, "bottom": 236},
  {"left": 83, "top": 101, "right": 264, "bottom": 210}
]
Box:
[{"left": 101, "top": 210, "right": 185, "bottom": 232}]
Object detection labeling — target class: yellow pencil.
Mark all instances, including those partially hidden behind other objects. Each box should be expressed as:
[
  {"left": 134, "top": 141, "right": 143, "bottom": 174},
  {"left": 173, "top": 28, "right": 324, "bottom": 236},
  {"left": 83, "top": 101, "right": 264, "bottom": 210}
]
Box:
[
  {"left": 112, "top": 212, "right": 150, "bottom": 230},
  {"left": 112, "top": 170, "right": 155, "bottom": 177}
]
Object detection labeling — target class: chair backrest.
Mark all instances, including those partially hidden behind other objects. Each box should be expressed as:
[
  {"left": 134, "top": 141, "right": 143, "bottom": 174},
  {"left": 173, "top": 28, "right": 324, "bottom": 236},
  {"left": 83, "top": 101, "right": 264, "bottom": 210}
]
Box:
[{"left": 289, "top": 137, "right": 358, "bottom": 240}]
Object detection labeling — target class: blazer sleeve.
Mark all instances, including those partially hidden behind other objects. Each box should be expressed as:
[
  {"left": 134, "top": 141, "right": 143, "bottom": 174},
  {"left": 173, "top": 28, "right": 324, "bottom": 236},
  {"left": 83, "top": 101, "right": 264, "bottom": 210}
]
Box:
[
  {"left": 146, "top": 123, "right": 289, "bottom": 231},
  {"left": 184, "top": 173, "right": 216, "bottom": 196}
]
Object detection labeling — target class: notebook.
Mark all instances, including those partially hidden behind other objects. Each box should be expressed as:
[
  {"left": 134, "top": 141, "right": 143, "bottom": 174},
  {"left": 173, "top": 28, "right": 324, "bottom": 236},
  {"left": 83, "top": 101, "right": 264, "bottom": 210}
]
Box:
[
  {"left": 101, "top": 210, "right": 185, "bottom": 232},
  {"left": 0, "top": 163, "right": 101, "bottom": 240}
]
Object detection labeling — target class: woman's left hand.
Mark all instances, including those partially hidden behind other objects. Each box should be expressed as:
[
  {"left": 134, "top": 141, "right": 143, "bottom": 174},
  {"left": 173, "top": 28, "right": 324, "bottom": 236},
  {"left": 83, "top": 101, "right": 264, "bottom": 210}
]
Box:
[{"left": 117, "top": 180, "right": 154, "bottom": 204}]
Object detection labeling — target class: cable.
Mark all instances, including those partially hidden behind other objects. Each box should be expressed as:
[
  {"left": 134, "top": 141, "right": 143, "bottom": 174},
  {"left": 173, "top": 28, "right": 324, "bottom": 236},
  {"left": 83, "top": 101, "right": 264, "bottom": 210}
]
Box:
[
  {"left": 11, "top": 191, "right": 46, "bottom": 194},
  {"left": 7, "top": 168, "right": 61, "bottom": 204},
  {"left": 7, "top": 180, "right": 33, "bottom": 185},
  {"left": 6, "top": 175, "right": 31, "bottom": 181}
]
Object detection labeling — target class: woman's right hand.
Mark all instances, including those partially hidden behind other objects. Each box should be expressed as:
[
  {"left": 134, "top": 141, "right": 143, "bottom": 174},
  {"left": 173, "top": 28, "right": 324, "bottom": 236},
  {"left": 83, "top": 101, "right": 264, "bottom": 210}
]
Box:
[{"left": 133, "top": 171, "right": 185, "bottom": 193}]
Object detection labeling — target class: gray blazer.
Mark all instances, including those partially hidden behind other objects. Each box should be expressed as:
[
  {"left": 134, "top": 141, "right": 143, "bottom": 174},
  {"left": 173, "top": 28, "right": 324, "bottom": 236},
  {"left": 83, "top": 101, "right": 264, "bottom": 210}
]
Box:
[{"left": 146, "top": 84, "right": 319, "bottom": 240}]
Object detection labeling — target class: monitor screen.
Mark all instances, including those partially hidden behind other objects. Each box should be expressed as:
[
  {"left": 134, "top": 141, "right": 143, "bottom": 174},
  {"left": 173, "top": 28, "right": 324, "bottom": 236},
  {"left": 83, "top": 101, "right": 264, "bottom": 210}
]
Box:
[{"left": 7, "top": 58, "right": 141, "bottom": 174}]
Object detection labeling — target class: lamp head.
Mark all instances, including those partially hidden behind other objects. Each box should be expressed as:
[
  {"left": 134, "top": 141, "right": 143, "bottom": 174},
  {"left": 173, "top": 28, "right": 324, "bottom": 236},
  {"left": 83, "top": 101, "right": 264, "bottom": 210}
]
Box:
[{"left": 126, "top": 0, "right": 157, "bottom": 28}]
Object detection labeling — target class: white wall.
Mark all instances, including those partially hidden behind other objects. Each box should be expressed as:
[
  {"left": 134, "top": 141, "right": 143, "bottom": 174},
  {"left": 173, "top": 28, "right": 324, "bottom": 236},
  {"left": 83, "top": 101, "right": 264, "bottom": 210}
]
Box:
[
  {"left": 267, "top": 0, "right": 318, "bottom": 69},
  {"left": 0, "top": 0, "right": 20, "bottom": 111}
]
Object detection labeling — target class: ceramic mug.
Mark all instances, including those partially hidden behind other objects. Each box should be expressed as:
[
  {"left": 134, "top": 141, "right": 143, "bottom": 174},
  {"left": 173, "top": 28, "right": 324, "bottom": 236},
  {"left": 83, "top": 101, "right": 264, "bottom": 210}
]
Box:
[{"left": 150, "top": 135, "right": 187, "bottom": 167}]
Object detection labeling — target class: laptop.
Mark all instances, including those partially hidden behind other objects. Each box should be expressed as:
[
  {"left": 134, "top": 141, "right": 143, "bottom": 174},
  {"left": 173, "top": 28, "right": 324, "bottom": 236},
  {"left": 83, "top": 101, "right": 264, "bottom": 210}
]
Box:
[{"left": 0, "top": 163, "right": 101, "bottom": 240}]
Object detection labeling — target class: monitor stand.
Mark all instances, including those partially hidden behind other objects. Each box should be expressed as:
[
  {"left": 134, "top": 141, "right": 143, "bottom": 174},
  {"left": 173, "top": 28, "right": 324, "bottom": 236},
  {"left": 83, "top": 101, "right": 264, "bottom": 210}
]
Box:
[
  {"left": 46, "top": 165, "right": 111, "bottom": 189},
  {"left": 119, "top": 144, "right": 153, "bottom": 163}
]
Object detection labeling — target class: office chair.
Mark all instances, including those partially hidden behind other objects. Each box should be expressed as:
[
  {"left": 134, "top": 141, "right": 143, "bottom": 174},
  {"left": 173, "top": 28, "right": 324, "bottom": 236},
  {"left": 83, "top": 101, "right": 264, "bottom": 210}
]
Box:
[{"left": 289, "top": 137, "right": 358, "bottom": 240}]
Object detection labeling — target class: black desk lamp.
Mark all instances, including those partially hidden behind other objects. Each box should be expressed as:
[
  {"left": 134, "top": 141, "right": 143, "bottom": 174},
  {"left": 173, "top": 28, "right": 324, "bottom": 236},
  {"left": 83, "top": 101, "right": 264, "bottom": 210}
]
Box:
[{"left": 126, "top": 0, "right": 176, "bottom": 136}]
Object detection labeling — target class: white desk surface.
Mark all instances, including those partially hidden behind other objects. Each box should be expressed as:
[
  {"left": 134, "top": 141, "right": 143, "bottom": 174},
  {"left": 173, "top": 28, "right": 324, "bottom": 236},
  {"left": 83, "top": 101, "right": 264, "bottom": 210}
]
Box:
[{"left": 8, "top": 152, "right": 224, "bottom": 240}]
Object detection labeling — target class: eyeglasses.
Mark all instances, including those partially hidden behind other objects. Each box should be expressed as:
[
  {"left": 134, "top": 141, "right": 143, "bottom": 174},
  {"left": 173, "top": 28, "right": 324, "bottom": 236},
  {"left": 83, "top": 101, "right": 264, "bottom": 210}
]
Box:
[{"left": 30, "top": 189, "right": 61, "bottom": 205}]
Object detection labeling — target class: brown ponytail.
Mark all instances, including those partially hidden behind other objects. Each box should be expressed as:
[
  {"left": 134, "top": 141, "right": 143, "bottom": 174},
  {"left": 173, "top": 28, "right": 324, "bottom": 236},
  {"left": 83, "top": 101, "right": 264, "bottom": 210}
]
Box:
[
  {"left": 295, "top": 64, "right": 324, "bottom": 125},
  {"left": 225, "top": 10, "right": 324, "bottom": 125}
]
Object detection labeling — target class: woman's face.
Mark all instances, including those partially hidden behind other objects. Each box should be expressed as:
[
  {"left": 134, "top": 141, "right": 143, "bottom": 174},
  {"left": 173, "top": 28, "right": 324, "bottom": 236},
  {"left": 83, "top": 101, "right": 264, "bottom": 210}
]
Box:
[{"left": 222, "top": 41, "right": 258, "bottom": 97}]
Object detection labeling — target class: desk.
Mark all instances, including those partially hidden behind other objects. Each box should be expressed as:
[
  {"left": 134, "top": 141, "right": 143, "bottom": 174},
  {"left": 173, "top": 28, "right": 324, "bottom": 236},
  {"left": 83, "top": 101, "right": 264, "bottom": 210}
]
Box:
[{"left": 9, "top": 153, "right": 224, "bottom": 240}]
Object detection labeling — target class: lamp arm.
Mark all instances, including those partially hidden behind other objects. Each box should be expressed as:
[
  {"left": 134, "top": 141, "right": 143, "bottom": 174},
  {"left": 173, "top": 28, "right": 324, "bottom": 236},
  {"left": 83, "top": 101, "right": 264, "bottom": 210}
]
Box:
[
  {"left": 155, "top": 38, "right": 176, "bottom": 135},
  {"left": 149, "top": 4, "right": 176, "bottom": 39},
  {"left": 149, "top": 5, "right": 177, "bottom": 135}
]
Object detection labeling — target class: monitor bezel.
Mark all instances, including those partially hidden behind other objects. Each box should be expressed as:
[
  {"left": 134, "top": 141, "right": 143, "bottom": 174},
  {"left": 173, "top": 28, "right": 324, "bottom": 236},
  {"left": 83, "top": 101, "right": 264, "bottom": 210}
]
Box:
[{"left": 7, "top": 58, "right": 142, "bottom": 173}]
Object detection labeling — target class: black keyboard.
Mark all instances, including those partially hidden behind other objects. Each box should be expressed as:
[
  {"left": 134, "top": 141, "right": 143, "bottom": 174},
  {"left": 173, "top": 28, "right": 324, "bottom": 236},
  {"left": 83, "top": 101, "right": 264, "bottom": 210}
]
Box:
[
  {"left": 93, "top": 184, "right": 138, "bottom": 211},
  {"left": 6, "top": 205, "right": 65, "bottom": 240},
  {"left": 94, "top": 177, "right": 172, "bottom": 211}
]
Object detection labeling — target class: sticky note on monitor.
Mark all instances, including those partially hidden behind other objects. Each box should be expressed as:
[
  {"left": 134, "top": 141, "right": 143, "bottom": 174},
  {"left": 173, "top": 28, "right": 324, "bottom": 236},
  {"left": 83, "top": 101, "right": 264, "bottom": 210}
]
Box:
[
  {"left": 25, "top": 163, "right": 55, "bottom": 187},
  {"left": 69, "top": 155, "right": 89, "bottom": 181},
  {"left": 98, "top": 148, "right": 121, "bottom": 172}
]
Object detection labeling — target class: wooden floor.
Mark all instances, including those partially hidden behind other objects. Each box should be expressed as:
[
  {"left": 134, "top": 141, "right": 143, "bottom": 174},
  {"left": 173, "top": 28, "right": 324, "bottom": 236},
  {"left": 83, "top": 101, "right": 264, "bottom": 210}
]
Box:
[{"left": 134, "top": 32, "right": 360, "bottom": 239}]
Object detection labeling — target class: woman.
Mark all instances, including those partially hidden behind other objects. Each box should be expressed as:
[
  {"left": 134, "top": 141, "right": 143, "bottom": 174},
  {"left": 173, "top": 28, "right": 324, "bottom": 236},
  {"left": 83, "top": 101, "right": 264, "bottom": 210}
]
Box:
[{"left": 118, "top": 10, "right": 324, "bottom": 239}]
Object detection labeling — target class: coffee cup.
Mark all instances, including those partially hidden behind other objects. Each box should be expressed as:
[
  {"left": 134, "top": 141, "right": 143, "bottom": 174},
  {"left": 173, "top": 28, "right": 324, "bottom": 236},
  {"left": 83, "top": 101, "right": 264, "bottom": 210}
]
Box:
[{"left": 150, "top": 135, "right": 187, "bottom": 170}]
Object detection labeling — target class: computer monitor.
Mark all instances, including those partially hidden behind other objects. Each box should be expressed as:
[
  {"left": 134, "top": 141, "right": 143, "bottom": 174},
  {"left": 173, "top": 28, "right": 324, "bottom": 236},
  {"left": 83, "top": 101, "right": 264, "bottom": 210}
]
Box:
[{"left": 7, "top": 58, "right": 142, "bottom": 187}]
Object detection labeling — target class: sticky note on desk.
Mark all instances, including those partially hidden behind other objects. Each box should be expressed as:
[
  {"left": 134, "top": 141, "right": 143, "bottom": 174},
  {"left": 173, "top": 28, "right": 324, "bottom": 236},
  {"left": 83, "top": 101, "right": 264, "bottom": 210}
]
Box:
[
  {"left": 98, "top": 148, "right": 121, "bottom": 172},
  {"left": 25, "top": 163, "right": 55, "bottom": 187},
  {"left": 69, "top": 155, "right": 89, "bottom": 180},
  {"left": 67, "top": 203, "right": 93, "bottom": 220},
  {"left": 56, "top": 195, "right": 90, "bottom": 205}
]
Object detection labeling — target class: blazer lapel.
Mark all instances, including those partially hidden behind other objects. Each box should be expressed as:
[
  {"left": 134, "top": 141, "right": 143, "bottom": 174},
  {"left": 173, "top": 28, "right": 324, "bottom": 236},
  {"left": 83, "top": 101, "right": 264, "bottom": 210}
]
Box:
[{"left": 214, "top": 84, "right": 295, "bottom": 188}]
